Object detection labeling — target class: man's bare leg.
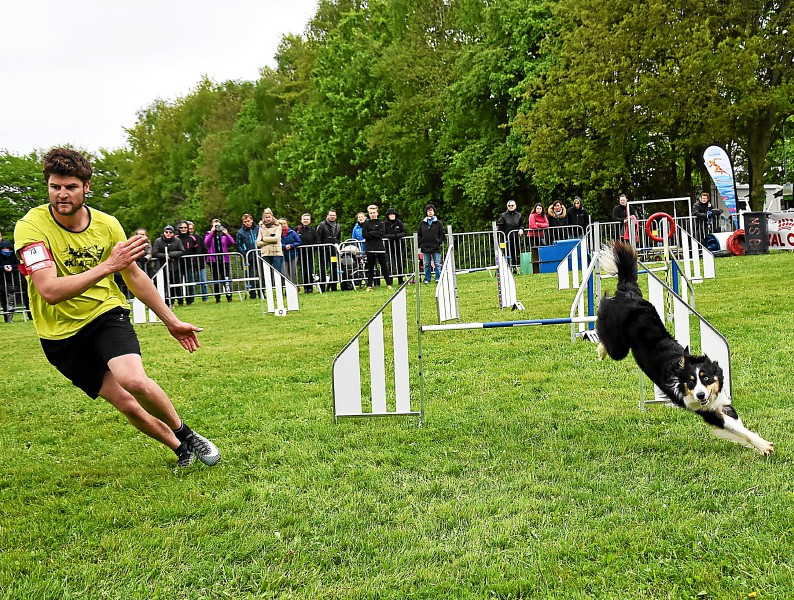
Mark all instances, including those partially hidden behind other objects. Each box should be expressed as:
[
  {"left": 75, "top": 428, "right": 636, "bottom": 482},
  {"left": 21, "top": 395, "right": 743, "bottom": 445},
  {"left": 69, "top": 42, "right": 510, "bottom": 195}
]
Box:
[
  {"left": 105, "top": 353, "right": 220, "bottom": 466},
  {"left": 98, "top": 369, "right": 181, "bottom": 450}
]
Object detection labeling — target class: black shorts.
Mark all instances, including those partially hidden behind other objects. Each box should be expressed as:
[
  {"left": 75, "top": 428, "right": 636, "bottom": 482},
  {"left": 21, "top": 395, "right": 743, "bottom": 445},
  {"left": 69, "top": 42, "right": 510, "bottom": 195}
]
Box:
[{"left": 40, "top": 307, "right": 141, "bottom": 399}]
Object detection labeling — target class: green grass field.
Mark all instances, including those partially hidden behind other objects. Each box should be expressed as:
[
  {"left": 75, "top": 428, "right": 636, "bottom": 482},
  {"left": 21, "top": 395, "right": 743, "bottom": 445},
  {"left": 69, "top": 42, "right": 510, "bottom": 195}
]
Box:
[{"left": 1, "top": 253, "right": 792, "bottom": 599}]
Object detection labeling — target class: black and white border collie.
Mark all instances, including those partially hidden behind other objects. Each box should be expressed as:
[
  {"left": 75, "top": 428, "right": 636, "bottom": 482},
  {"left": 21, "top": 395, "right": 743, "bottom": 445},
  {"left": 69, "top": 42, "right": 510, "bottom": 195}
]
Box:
[{"left": 596, "top": 241, "right": 774, "bottom": 456}]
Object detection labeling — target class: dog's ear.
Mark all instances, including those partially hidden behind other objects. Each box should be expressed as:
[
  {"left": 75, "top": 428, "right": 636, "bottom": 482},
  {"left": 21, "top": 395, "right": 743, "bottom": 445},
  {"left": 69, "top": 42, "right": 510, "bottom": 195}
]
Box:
[{"left": 678, "top": 355, "right": 686, "bottom": 368}]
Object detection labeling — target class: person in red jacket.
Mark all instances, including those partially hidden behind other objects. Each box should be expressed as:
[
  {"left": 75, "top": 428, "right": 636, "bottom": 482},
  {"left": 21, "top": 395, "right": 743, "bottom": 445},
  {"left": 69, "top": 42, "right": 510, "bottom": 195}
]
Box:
[{"left": 527, "top": 203, "right": 549, "bottom": 246}]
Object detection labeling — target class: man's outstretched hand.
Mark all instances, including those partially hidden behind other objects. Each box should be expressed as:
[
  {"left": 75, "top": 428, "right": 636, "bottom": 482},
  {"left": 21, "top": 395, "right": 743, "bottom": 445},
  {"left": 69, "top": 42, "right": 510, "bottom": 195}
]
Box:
[{"left": 166, "top": 320, "right": 204, "bottom": 353}]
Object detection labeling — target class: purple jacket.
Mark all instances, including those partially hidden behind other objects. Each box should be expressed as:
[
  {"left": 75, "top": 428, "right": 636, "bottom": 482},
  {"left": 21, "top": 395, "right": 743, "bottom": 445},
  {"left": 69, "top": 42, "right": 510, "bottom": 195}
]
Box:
[{"left": 204, "top": 230, "right": 235, "bottom": 263}]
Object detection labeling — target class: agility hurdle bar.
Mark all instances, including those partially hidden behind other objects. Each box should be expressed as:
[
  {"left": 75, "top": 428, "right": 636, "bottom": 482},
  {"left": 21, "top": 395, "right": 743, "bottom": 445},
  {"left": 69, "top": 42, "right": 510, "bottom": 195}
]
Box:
[
  {"left": 424, "top": 250, "right": 599, "bottom": 333},
  {"left": 332, "top": 278, "right": 421, "bottom": 423},
  {"left": 422, "top": 316, "right": 596, "bottom": 332},
  {"left": 258, "top": 257, "right": 299, "bottom": 316}
]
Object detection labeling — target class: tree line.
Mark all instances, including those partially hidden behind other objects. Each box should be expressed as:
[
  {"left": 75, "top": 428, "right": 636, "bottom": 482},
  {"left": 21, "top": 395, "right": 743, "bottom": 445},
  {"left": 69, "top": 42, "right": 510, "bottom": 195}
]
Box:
[{"left": 2, "top": 0, "right": 791, "bottom": 238}]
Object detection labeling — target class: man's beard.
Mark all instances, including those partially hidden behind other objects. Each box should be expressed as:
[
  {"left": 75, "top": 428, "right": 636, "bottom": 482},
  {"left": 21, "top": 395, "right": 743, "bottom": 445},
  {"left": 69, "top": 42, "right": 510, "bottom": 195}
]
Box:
[{"left": 52, "top": 192, "right": 85, "bottom": 216}]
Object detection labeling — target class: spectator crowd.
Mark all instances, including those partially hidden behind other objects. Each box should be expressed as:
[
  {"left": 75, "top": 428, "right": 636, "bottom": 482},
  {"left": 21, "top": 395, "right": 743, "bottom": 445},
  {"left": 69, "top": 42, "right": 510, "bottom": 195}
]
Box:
[{"left": 3, "top": 191, "right": 721, "bottom": 321}]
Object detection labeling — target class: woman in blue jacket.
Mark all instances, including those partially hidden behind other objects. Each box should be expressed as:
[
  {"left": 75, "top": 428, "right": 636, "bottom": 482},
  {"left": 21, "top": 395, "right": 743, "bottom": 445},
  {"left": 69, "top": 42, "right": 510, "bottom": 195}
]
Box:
[
  {"left": 351, "top": 212, "right": 367, "bottom": 253},
  {"left": 279, "top": 218, "right": 302, "bottom": 282}
]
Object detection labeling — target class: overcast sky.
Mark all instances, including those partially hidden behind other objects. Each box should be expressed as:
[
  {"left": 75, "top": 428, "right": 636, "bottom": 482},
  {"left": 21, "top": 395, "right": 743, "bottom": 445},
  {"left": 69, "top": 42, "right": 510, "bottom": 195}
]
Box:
[{"left": 0, "top": 0, "right": 318, "bottom": 156}]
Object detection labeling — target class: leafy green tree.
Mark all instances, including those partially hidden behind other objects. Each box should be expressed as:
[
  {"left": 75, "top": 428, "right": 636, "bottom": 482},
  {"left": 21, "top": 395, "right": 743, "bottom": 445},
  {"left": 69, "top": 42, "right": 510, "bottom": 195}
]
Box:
[
  {"left": 434, "top": 0, "right": 550, "bottom": 225},
  {"left": 0, "top": 149, "right": 132, "bottom": 236},
  {"left": 216, "top": 66, "right": 305, "bottom": 224},
  {"left": 362, "top": 0, "right": 453, "bottom": 225},
  {"left": 123, "top": 78, "right": 252, "bottom": 233},
  {"left": 278, "top": 2, "right": 395, "bottom": 227},
  {"left": 516, "top": 0, "right": 794, "bottom": 214},
  {"left": 87, "top": 148, "right": 137, "bottom": 232},
  {"left": 0, "top": 152, "right": 46, "bottom": 236},
  {"left": 763, "top": 116, "right": 794, "bottom": 184}
]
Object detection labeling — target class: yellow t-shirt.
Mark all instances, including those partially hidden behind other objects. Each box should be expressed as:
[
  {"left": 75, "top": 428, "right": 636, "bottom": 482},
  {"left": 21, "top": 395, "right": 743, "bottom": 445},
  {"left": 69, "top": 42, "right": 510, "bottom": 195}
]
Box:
[{"left": 14, "top": 204, "right": 129, "bottom": 340}]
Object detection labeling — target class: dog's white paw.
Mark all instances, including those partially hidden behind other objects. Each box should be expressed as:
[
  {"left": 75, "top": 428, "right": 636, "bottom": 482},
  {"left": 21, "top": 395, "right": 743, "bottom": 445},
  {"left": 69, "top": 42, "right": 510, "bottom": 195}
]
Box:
[
  {"left": 597, "top": 342, "right": 607, "bottom": 361},
  {"left": 755, "top": 438, "right": 775, "bottom": 457}
]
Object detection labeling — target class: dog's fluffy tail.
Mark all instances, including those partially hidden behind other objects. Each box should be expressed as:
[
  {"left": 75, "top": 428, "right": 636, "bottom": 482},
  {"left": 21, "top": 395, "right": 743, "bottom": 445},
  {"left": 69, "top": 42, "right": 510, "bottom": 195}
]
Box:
[{"left": 600, "top": 241, "right": 641, "bottom": 296}]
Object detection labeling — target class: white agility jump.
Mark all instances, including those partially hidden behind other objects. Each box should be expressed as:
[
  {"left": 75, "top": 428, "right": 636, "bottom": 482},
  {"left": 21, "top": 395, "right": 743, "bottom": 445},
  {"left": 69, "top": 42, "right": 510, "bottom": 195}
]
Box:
[
  {"left": 558, "top": 221, "right": 715, "bottom": 292},
  {"left": 556, "top": 219, "right": 716, "bottom": 333},
  {"left": 259, "top": 258, "right": 299, "bottom": 317},
  {"left": 643, "top": 261, "right": 731, "bottom": 407},
  {"left": 332, "top": 280, "right": 419, "bottom": 423},
  {"left": 132, "top": 259, "right": 298, "bottom": 324},
  {"left": 435, "top": 242, "right": 459, "bottom": 323},
  {"left": 493, "top": 224, "right": 524, "bottom": 312}
]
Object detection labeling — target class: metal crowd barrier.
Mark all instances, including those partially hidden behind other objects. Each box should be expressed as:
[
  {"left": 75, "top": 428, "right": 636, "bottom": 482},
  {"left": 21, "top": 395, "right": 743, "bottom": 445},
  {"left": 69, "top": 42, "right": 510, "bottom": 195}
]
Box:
[
  {"left": 283, "top": 239, "right": 417, "bottom": 292},
  {"left": 449, "top": 230, "right": 498, "bottom": 273},
  {"left": 162, "top": 251, "right": 249, "bottom": 304},
  {"left": 1, "top": 214, "right": 737, "bottom": 325},
  {"left": 1, "top": 268, "right": 30, "bottom": 322}
]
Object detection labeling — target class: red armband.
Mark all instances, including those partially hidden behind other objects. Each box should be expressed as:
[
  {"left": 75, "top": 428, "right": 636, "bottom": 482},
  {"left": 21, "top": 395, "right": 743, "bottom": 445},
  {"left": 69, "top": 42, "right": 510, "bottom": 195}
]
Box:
[{"left": 18, "top": 242, "right": 55, "bottom": 275}]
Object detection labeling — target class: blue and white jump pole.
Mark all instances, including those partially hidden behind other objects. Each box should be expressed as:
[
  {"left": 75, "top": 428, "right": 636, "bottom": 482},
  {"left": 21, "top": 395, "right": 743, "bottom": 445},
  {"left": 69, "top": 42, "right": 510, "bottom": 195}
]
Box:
[{"left": 421, "top": 316, "right": 596, "bottom": 332}]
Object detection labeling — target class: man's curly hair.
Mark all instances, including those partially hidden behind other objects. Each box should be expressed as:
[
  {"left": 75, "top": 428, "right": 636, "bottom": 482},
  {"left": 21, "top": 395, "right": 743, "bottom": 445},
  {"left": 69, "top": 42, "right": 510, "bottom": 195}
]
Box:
[{"left": 42, "top": 147, "right": 92, "bottom": 184}]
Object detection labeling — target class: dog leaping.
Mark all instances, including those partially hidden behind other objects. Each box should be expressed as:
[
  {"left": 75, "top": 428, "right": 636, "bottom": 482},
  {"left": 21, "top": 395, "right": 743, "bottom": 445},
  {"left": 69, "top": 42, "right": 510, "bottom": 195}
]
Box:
[{"left": 596, "top": 241, "right": 774, "bottom": 456}]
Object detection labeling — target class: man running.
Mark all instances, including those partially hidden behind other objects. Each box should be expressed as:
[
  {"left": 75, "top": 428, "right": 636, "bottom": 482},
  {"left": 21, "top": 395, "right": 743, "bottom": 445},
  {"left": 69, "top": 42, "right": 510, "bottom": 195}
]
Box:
[{"left": 14, "top": 148, "right": 220, "bottom": 469}]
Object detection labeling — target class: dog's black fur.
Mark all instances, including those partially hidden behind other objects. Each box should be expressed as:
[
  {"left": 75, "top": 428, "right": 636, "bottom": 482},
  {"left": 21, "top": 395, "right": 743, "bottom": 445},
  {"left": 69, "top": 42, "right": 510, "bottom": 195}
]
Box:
[{"left": 596, "top": 241, "right": 773, "bottom": 455}]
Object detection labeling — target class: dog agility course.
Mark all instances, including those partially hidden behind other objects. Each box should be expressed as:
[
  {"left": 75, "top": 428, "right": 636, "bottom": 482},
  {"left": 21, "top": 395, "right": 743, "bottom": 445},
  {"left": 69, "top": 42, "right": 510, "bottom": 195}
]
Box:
[{"left": 333, "top": 219, "right": 730, "bottom": 424}]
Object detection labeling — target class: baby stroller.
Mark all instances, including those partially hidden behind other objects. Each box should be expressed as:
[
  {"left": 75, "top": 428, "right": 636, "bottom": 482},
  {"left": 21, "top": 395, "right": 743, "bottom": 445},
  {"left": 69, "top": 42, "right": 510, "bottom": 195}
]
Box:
[{"left": 339, "top": 240, "right": 366, "bottom": 290}]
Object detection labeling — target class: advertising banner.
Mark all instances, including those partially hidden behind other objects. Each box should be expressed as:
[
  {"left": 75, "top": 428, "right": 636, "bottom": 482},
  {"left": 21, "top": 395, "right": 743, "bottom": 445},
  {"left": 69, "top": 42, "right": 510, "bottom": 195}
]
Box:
[
  {"left": 703, "top": 145, "right": 738, "bottom": 215},
  {"left": 768, "top": 212, "right": 794, "bottom": 250}
]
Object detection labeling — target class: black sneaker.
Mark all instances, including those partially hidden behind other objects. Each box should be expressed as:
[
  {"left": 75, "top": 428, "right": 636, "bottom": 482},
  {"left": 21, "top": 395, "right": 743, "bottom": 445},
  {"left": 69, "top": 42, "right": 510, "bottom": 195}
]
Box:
[
  {"left": 184, "top": 431, "right": 221, "bottom": 466},
  {"left": 176, "top": 450, "right": 194, "bottom": 468}
]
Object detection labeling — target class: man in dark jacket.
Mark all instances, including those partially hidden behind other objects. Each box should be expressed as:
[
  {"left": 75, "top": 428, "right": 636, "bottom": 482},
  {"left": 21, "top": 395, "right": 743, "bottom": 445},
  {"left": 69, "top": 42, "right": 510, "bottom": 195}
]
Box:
[
  {"left": 235, "top": 214, "right": 260, "bottom": 299},
  {"left": 384, "top": 208, "right": 408, "bottom": 284},
  {"left": 362, "top": 205, "right": 393, "bottom": 291},
  {"left": 316, "top": 209, "right": 341, "bottom": 291},
  {"left": 417, "top": 204, "right": 444, "bottom": 284},
  {"left": 175, "top": 220, "right": 199, "bottom": 305},
  {"left": 295, "top": 213, "right": 319, "bottom": 293},
  {"left": 611, "top": 193, "right": 641, "bottom": 242},
  {"left": 151, "top": 225, "right": 185, "bottom": 306},
  {"left": 496, "top": 200, "right": 524, "bottom": 270},
  {"left": 692, "top": 191, "right": 715, "bottom": 242}
]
